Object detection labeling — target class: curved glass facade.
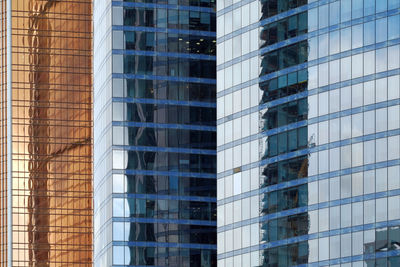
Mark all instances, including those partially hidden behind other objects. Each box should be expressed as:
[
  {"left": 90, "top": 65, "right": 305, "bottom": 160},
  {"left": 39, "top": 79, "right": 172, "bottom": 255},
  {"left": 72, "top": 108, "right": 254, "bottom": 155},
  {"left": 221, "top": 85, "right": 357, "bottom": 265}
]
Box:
[
  {"left": 93, "top": 0, "right": 217, "bottom": 266},
  {"left": 217, "top": 0, "right": 400, "bottom": 266}
]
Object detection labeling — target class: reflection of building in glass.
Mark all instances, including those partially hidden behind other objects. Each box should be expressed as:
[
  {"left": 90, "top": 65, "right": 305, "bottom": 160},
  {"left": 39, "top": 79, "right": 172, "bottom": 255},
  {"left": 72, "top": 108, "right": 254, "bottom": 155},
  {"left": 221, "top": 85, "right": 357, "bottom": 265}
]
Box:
[
  {"left": 93, "top": 0, "right": 217, "bottom": 266},
  {"left": 0, "top": 0, "right": 93, "bottom": 266},
  {"left": 217, "top": 0, "right": 400, "bottom": 266}
]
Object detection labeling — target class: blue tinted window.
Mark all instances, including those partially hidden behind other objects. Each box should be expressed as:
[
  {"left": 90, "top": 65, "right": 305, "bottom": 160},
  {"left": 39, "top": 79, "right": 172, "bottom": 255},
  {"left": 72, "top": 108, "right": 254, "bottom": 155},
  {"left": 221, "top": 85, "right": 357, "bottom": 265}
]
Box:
[
  {"left": 388, "top": 0, "right": 400, "bottom": 8},
  {"left": 388, "top": 15, "right": 400, "bottom": 40},
  {"left": 341, "top": 0, "right": 352, "bottom": 22},
  {"left": 365, "top": 0, "right": 375, "bottom": 15},
  {"left": 330, "top": 1, "right": 340, "bottom": 25},
  {"left": 376, "top": 18, "right": 388, "bottom": 43},
  {"left": 364, "top": 21, "right": 375, "bottom": 45},
  {"left": 376, "top": 0, "right": 388, "bottom": 13},
  {"left": 352, "top": 0, "right": 364, "bottom": 18},
  {"left": 318, "top": 5, "right": 329, "bottom": 29}
]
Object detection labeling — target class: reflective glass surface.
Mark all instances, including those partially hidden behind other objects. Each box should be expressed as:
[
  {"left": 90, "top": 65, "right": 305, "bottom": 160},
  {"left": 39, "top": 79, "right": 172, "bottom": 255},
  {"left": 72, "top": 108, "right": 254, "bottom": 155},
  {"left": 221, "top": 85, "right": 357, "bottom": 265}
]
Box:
[
  {"left": 123, "top": 7, "right": 216, "bottom": 31},
  {"left": 124, "top": 0, "right": 216, "bottom": 8},
  {"left": 124, "top": 32, "right": 216, "bottom": 55},
  {"left": 260, "top": 12, "right": 308, "bottom": 47},
  {"left": 117, "top": 79, "right": 216, "bottom": 102},
  {"left": 122, "top": 103, "right": 215, "bottom": 125},
  {"left": 217, "top": 0, "right": 400, "bottom": 266},
  {"left": 260, "top": 0, "right": 308, "bottom": 20},
  {"left": 9, "top": 0, "right": 93, "bottom": 265},
  {"left": 94, "top": 0, "right": 216, "bottom": 266},
  {"left": 117, "top": 127, "right": 216, "bottom": 149},
  {"left": 123, "top": 55, "right": 215, "bottom": 78}
]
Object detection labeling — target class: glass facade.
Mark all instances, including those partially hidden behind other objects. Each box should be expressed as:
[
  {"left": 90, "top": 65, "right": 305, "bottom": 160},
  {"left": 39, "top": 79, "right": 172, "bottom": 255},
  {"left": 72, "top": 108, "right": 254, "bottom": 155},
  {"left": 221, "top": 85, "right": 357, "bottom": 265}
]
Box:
[
  {"left": 93, "top": 0, "right": 217, "bottom": 266},
  {"left": 0, "top": 0, "right": 93, "bottom": 266},
  {"left": 0, "top": 1, "right": 7, "bottom": 264},
  {"left": 217, "top": 0, "right": 400, "bottom": 266}
]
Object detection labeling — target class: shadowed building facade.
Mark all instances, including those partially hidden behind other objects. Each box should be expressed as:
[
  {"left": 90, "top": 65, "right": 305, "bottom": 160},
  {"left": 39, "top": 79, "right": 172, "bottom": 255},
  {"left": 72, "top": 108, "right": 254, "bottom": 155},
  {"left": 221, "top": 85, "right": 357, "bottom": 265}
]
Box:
[
  {"left": 217, "top": 0, "right": 400, "bottom": 266},
  {"left": 0, "top": 0, "right": 93, "bottom": 266},
  {"left": 93, "top": 0, "right": 217, "bottom": 266}
]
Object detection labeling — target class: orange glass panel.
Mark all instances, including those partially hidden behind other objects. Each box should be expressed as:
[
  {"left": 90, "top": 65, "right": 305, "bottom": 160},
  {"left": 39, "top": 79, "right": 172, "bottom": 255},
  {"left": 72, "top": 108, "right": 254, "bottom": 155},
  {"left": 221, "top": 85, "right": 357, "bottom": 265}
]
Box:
[{"left": 9, "top": 0, "right": 92, "bottom": 266}]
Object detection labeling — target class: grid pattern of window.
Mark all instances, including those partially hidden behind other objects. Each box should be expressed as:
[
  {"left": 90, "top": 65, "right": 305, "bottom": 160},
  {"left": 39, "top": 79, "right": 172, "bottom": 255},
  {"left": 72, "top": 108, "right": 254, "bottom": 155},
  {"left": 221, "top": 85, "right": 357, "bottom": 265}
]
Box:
[
  {"left": 216, "top": 0, "right": 262, "bottom": 266},
  {"left": 9, "top": 0, "right": 93, "bottom": 266},
  {"left": 217, "top": 0, "right": 400, "bottom": 266},
  {"left": 94, "top": 0, "right": 217, "bottom": 266}
]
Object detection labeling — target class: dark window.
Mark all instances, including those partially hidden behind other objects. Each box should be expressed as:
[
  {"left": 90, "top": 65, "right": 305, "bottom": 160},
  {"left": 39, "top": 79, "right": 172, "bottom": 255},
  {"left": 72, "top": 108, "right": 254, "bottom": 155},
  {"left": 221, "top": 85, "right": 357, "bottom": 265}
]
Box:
[
  {"left": 124, "top": 8, "right": 155, "bottom": 27},
  {"left": 261, "top": 184, "right": 308, "bottom": 215},
  {"left": 261, "top": 156, "right": 308, "bottom": 187},
  {"left": 261, "top": 0, "right": 307, "bottom": 20},
  {"left": 261, "top": 12, "right": 308, "bottom": 47},
  {"left": 126, "top": 151, "right": 216, "bottom": 173},
  {"left": 260, "top": 41, "right": 308, "bottom": 75},
  {"left": 262, "top": 97, "right": 308, "bottom": 130},
  {"left": 264, "top": 127, "right": 308, "bottom": 157},
  {"left": 124, "top": 56, "right": 216, "bottom": 79},
  {"left": 126, "top": 103, "right": 215, "bottom": 126},
  {"left": 261, "top": 212, "right": 309, "bottom": 243},
  {"left": 124, "top": 7, "right": 215, "bottom": 31},
  {"left": 261, "top": 70, "right": 308, "bottom": 103}
]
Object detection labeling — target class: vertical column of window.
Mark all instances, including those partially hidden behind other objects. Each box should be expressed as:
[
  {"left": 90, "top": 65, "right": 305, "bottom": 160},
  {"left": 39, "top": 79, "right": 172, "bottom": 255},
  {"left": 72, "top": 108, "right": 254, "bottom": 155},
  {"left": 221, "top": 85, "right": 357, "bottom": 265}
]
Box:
[
  {"left": 116, "top": 4, "right": 216, "bottom": 266},
  {"left": 259, "top": 2, "right": 309, "bottom": 264}
]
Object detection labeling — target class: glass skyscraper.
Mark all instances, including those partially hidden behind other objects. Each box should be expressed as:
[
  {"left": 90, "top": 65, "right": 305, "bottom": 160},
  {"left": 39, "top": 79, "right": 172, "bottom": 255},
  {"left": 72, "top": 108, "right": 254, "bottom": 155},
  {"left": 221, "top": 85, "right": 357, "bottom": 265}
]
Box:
[
  {"left": 0, "top": 0, "right": 93, "bottom": 266},
  {"left": 217, "top": 0, "right": 400, "bottom": 266},
  {"left": 93, "top": 0, "right": 217, "bottom": 266}
]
